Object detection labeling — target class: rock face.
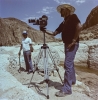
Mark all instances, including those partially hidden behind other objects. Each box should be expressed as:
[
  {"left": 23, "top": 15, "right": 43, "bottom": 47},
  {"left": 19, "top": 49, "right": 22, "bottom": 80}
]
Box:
[
  {"left": 80, "top": 24, "right": 98, "bottom": 41},
  {"left": 83, "top": 6, "right": 98, "bottom": 29},
  {"left": 0, "top": 18, "right": 56, "bottom": 46},
  {"left": 80, "top": 5, "right": 98, "bottom": 41},
  {"left": 0, "top": 44, "right": 95, "bottom": 100},
  {"left": 74, "top": 39, "right": 98, "bottom": 70},
  {"left": 82, "top": 39, "right": 98, "bottom": 70},
  {"left": 88, "top": 43, "right": 98, "bottom": 70}
]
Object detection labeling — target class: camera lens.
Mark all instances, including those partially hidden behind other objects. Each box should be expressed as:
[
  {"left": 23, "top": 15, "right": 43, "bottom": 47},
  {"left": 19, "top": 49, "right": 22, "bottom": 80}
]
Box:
[{"left": 28, "top": 19, "right": 35, "bottom": 23}]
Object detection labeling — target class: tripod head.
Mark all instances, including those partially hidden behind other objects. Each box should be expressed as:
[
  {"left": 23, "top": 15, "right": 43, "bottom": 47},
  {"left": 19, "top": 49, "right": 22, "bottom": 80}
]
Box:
[{"left": 40, "top": 27, "right": 46, "bottom": 32}]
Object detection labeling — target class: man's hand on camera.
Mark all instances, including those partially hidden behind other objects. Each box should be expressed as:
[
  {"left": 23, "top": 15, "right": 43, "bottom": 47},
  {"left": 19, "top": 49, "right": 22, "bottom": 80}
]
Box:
[
  {"left": 53, "top": 31, "right": 59, "bottom": 36},
  {"left": 45, "top": 30, "right": 59, "bottom": 36},
  {"left": 53, "top": 32, "right": 56, "bottom": 36},
  {"left": 45, "top": 30, "right": 54, "bottom": 35}
]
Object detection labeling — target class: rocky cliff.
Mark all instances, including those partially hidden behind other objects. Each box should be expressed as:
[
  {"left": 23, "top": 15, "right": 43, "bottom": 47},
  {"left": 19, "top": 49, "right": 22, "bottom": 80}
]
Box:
[
  {"left": 80, "top": 5, "right": 98, "bottom": 41},
  {"left": 80, "top": 24, "right": 98, "bottom": 40},
  {"left": 0, "top": 18, "right": 56, "bottom": 46},
  {"left": 83, "top": 6, "right": 98, "bottom": 29}
]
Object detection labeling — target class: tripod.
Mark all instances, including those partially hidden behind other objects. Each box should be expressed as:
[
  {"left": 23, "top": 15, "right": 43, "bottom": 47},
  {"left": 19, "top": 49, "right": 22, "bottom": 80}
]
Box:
[{"left": 28, "top": 29, "right": 63, "bottom": 99}]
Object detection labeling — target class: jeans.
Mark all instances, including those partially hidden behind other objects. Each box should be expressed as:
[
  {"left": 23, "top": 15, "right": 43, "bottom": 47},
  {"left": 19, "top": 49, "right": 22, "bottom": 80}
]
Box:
[
  {"left": 61, "top": 43, "right": 79, "bottom": 93},
  {"left": 23, "top": 50, "right": 33, "bottom": 72}
]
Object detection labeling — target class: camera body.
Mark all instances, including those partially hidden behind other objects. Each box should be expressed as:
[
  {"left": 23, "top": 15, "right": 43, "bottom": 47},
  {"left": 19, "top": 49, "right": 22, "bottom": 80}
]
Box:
[{"left": 28, "top": 15, "right": 48, "bottom": 28}]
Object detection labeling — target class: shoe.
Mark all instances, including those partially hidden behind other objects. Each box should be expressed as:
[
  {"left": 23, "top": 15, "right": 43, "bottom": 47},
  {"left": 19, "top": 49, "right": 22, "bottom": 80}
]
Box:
[
  {"left": 55, "top": 90, "right": 71, "bottom": 97},
  {"left": 27, "top": 71, "right": 33, "bottom": 74},
  {"left": 24, "top": 70, "right": 28, "bottom": 72},
  {"left": 72, "top": 82, "right": 76, "bottom": 85}
]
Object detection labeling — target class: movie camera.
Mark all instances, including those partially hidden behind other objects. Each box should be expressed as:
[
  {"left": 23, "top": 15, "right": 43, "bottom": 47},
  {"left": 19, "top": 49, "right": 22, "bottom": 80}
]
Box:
[{"left": 28, "top": 15, "right": 48, "bottom": 31}]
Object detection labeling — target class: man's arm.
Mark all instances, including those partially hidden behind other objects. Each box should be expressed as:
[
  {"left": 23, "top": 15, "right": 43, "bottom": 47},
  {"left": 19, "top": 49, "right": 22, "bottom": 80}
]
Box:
[
  {"left": 45, "top": 30, "right": 59, "bottom": 36},
  {"left": 72, "top": 23, "right": 82, "bottom": 43},
  {"left": 29, "top": 44, "right": 34, "bottom": 52},
  {"left": 45, "top": 21, "right": 63, "bottom": 36},
  {"left": 68, "top": 23, "right": 82, "bottom": 49}
]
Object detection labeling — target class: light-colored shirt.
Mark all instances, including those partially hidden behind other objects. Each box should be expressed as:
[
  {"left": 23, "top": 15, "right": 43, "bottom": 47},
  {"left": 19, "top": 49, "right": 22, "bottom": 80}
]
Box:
[{"left": 21, "top": 37, "right": 32, "bottom": 51}]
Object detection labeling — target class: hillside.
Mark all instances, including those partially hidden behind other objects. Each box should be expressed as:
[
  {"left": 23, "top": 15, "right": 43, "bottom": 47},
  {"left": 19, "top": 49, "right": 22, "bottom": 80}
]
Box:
[
  {"left": 83, "top": 6, "right": 98, "bottom": 29},
  {"left": 0, "top": 17, "right": 56, "bottom": 46},
  {"left": 0, "top": 5, "right": 98, "bottom": 45},
  {"left": 80, "top": 5, "right": 98, "bottom": 41},
  {"left": 80, "top": 24, "right": 98, "bottom": 40}
]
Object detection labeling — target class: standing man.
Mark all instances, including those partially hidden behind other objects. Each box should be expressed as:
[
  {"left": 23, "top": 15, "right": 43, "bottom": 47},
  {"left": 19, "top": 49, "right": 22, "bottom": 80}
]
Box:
[
  {"left": 46, "top": 4, "right": 82, "bottom": 97},
  {"left": 18, "top": 31, "right": 34, "bottom": 74}
]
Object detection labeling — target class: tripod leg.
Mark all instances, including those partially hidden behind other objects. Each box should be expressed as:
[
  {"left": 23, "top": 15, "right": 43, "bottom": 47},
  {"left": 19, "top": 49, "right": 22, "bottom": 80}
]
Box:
[
  {"left": 35, "top": 48, "right": 43, "bottom": 65},
  {"left": 48, "top": 48, "right": 63, "bottom": 84},
  {"left": 54, "top": 65, "right": 63, "bottom": 84},
  {"left": 28, "top": 48, "right": 43, "bottom": 88},
  {"left": 43, "top": 49, "right": 49, "bottom": 80},
  {"left": 43, "top": 48, "right": 50, "bottom": 99},
  {"left": 46, "top": 79, "right": 49, "bottom": 99}
]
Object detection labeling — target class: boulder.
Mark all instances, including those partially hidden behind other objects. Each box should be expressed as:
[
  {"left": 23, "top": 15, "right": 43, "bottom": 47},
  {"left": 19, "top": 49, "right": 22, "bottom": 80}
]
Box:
[{"left": 81, "top": 39, "right": 98, "bottom": 70}]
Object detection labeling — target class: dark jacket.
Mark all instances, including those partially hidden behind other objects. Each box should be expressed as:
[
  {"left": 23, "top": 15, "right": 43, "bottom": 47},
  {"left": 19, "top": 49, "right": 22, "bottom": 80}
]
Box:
[{"left": 56, "top": 14, "right": 80, "bottom": 44}]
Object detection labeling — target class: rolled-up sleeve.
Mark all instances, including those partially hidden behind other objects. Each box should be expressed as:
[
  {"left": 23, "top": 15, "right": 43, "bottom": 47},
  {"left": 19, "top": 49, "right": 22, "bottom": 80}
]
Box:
[{"left": 29, "top": 38, "right": 32, "bottom": 44}]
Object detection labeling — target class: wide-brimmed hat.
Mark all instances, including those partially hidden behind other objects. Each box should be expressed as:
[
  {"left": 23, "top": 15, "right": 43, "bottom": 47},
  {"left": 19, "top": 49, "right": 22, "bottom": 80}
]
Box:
[{"left": 57, "top": 4, "right": 75, "bottom": 14}]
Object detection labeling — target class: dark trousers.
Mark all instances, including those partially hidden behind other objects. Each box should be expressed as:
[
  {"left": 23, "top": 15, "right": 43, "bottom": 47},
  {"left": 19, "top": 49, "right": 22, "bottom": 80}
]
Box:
[
  {"left": 23, "top": 50, "right": 33, "bottom": 72},
  {"left": 61, "top": 43, "right": 79, "bottom": 93}
]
